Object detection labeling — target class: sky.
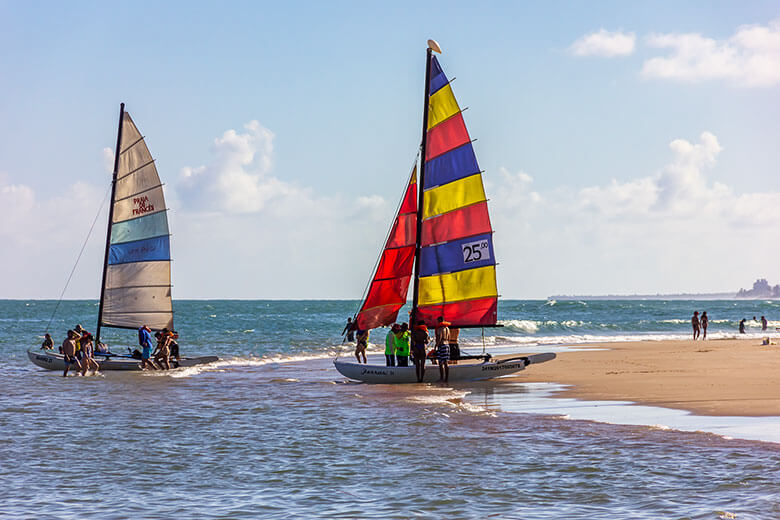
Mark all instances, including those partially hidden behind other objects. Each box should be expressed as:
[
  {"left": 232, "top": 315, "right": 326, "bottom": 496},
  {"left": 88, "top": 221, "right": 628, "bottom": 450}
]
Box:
[{"left": 2, "top": 1, "right": 780, "bottom": 299}]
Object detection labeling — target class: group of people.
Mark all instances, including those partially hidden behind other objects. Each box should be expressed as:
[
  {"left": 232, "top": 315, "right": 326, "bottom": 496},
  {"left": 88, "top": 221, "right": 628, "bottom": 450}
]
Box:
[
  {"left": 137, "top": 325, "right": 180, "bottom": 370},
  {"left": 692, "top": 311, "right": 770, "bottom": 338},
  {"left": 42, "top": 324, "right": 105, "bottom": 376},
  {"left": 344, "top": 316, "right": 461, "bottom": 383}
]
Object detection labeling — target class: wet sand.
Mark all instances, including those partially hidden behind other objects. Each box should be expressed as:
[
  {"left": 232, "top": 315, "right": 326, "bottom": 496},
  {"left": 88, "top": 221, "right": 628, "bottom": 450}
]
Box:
[{"left": 516, "top": 338, "right": 780, "bottom": 416}]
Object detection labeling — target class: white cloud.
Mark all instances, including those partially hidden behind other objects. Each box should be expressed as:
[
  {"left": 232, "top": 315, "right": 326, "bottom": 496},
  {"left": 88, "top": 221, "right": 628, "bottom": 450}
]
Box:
[
  {"left": 570, "top": 29, "right": 636, "bottom": 57},
  {"left": 102, "top": 147, "right": 114, "bottom": 173},
  {"left": 642, "top": 20, "right": 780, "bottom": 86}
]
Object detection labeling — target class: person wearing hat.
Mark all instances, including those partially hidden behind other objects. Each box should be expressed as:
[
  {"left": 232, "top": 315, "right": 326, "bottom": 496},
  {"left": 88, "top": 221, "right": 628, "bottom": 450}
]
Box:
[
  {"left": 385, "top": 324, "right": 399, "bottom": 366},
  {"left": 435, "top": 317, "right": 451, "bottom": 382},
  {"left": 41, "top": 333, "right": 53, "bottom": 350}
]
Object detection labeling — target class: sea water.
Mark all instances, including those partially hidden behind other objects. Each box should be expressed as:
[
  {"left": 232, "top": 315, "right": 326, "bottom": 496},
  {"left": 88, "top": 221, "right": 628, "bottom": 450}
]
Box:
[{"left": 3, "top": 299, "right": 780, "bottom": 519}]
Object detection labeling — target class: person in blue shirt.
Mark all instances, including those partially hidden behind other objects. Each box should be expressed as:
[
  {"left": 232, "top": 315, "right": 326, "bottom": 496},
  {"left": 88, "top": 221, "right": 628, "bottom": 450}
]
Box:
[{"left": 138, "top": 325, "right": 157, "bottom": 370}]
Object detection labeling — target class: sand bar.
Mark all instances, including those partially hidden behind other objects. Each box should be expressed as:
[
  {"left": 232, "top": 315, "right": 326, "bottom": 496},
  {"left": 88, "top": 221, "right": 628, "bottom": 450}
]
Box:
[{"left": 515, "top": 338, "right": 780, "bottom": 416}]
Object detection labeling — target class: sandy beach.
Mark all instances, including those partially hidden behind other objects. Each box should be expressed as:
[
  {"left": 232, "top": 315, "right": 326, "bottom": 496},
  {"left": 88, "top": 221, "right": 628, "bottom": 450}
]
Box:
[{"left": 517, "top": 338, "right": 780, "bottom": 416}]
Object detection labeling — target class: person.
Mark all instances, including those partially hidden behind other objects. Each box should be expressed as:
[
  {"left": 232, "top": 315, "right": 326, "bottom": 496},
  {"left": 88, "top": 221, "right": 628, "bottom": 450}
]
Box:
[
  {"left": 761, "top": 316, "right": 768, "bottom": 331},
  {"left": 411, "top": 320, "right": 430, "bottom": 383},
  {"left": 61, "top": 330, "right": 82, "bottom": 377},
  {"left": 168, "top": 330, "right": 181, "bottom": 363},
  {"left": 153, "top": 331, "right": 171, "bottom": 370},
  {"left": 691, "top": 311, "right": 700, "bottom": 340},
  {"left": 138, "top": 325, "right": 157, "bottom": 370},
  {"left": 448, "top": 327, "right": 460, "bottom": 364},
  {"left": 41, "top": 333, "right": 53, "bottom": 350},
  {"left": 80, "top": 334, "right": 100, "bottom": 375},
  {"left": 95, "top": 341, "right": 109, "bottom": 354},
  {"left": 739, "top": 318, "right": 746, "bottom": 334},
  {"left": 355, "top": 328, "right": 368, "bottom": 364},
  {"left": 385, "top": 325, "right": 398, "bottom": 366},
  {"left": 700, "top": 311, "right": 709, "bottom": 340},
  {"left": 435, "top": 317, "right": 451, "bottom": 382},
  {"left": 342, "top": 317, "right": 356, "bottom": 343},
  {"left": 394, "top": 322, "right": 411, "bottom": 367},
  {"left": 73, "top": 324, "right": 89, "bottom": 362}
]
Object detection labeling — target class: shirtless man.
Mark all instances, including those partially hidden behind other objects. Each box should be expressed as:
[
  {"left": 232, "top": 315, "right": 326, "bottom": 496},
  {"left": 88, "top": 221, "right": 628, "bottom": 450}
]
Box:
[
  {"left": 153, "top": 331, "right": 171, "bottom": 370},
  {"left": 691, "top": 311, "right": 700, "bottom": 340},
  {"left": 61, "top": 330, "right": 82, "bottom": 377},
  {"left": 435, "top": 317, "right": 451, "bottom": 382},
  {"left": 355, "top": 328, "right": 368, "bottom": 364}
]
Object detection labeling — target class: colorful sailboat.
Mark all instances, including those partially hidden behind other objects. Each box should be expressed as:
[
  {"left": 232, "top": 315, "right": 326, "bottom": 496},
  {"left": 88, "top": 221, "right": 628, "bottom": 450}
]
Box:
[
  {"left": 29, "top": 104, "right": 217, "bottom": 371},
  {"left": 335, "top": 41, "right": 554, "bottom": 383}
]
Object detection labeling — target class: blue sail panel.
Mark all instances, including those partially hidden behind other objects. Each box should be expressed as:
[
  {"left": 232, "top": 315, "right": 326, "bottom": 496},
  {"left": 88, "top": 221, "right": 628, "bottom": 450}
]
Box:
[
  {"left": 424, "top": 142, "right": 480, "bottom": 189},
  {"left": 419, "top": 233, "right": 494, "bottom": 277},
  {"left": 108, "top": 235, "right": 170, "bottom": 265},
  {"left": 429, "top": 56, "right": 449, "bottom": 95}
]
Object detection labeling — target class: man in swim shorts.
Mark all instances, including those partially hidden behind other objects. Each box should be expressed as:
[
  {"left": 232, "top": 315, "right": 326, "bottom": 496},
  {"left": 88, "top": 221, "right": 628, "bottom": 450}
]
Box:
[
  {"left": 61, "top": 330, "right": 82, "bottom": 377},
  {"left": 355, "top": 328, "right": 368, "bottom": 364}
]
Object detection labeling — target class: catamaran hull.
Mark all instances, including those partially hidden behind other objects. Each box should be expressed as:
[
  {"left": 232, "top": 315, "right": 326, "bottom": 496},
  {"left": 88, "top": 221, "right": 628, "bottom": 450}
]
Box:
[
  {"left": 334, "top": 352, "right": 555, "bottom": 384},
  {"left": 28, "top": 349, "right": 218, "bottom": 372}
]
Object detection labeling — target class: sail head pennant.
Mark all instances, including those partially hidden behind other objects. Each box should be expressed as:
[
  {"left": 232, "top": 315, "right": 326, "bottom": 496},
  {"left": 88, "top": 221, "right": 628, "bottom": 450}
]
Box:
[
  {"left": 102, "top": 112, "right": 173, "bottom": 331},
  {"left": 355, "top": 167, "right": 418, "bottom": 330},
  {"left": 417, "top": 55, "right": 498, "bottom": 327}
]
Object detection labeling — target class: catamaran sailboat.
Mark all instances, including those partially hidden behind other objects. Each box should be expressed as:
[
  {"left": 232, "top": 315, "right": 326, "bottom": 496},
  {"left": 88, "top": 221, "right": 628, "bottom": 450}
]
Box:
[
  {"left": 334, "top": 41, "right": 554, "bottom": 383},
  {"left": 29, "top": 104, "right": 217, "bottom": 371}
]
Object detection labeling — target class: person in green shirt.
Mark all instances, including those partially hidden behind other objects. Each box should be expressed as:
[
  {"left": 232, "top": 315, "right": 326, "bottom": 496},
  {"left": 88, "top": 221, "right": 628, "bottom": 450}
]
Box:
[
  {"left": 393, "top": 322, "right": 411, "bottom": 367},
  {"left": 385, "top": 324, "right": 399, "bottom": 366}
]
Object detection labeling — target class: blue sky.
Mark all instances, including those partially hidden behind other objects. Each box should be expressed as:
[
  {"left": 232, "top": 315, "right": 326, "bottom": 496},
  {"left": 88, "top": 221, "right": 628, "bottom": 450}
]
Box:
[{"left": 2, "top": 1, "right": 780, "bottom": 298}]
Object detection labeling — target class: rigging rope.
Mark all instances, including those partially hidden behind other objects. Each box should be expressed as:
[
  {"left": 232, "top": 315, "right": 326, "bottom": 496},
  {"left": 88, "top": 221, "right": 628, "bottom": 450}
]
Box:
[{"left": 44, "top": 185, "right": 112, "bottom": 335}]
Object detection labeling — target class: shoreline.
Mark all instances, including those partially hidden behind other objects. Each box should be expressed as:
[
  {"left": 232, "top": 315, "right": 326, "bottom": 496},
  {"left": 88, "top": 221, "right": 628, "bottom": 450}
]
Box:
[{"left": 513, "top": 338, "right": 780, "bottom": 417}]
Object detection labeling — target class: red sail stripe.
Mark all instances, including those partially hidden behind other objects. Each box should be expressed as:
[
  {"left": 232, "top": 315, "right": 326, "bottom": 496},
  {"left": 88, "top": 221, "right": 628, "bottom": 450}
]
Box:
[
  {"left": 425, "top": 113, "right": 471, "bottom": 161},
  {"left": 420, "top": 202, "right": 492, "bottom": 247},
  {"left": 416, "top": 297, "right": 498, "bottom": 328}
]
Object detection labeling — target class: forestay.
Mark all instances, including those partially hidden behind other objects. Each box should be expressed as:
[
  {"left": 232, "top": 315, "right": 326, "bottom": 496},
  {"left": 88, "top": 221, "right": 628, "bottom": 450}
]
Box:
[{"left": 101, "top": 112, "right": 173, "bottom": 331}]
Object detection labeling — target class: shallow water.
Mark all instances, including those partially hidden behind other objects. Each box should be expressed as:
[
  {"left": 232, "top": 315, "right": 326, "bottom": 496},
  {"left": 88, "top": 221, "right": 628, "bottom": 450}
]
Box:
[{"left": 4, "top": 300, "right": 780, "bottom": 519}]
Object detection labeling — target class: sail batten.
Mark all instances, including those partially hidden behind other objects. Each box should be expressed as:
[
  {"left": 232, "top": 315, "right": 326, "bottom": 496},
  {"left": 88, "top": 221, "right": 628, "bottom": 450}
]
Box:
[{"left": 100, "top": 111, "right": 173, "bottom": 332}]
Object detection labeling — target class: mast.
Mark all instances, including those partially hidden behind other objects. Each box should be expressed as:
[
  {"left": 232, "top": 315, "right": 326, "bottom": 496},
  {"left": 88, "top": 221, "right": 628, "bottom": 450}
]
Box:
[
  {"left": 411, "top": 43, "right": 436, "bottom": 324},
  {"left": 96, "top": 102, "right": 124, "bottom": 344}
]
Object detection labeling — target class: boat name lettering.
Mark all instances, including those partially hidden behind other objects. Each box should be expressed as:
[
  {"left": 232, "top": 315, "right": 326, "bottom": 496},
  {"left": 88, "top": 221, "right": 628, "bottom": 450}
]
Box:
[
  {"left": 35, "top": 355, "right": 52, "bottom": 364},
  {"left": 361, "top": 368, "right": 393, "bottom": 376},
  {"left": 481, "top": 363, "right": 523, "bottom": 372},
  {"left": 132, "top": 195, "right": 155, "bottom": 216}
]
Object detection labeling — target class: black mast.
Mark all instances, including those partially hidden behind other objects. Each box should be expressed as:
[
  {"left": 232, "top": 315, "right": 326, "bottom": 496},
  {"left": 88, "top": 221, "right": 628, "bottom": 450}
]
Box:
[
  {"left": 410, "top": 46, "right": 434, "bottom": 325},
  {"left": 96, "top": 102, "right": 124, "bottom": 344}
]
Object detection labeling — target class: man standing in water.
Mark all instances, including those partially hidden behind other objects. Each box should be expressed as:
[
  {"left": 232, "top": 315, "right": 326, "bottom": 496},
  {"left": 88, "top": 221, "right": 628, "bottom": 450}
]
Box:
[
  {"left": 385, "top": 324, "right": 398, "bottom": 366},
  {"left": 355, "top": 327, "right": 368, "bottom": 364},
  {"left": 411, "top": 321, "right": 429, "bottom": 383},
  {"left": 342, "top": 317, "right": 356, "bottom": 343},
  {"left": 138, "top": 325, "right": 157, "bottom": 370},
  {"left": 61, "top": 330, "right": 81, "bottom": 377},
  {"left": 761, "top": 316, "right": 768, "bottom": 331},
  {"left": 691, "top": 311, "right": 700, "bottom": 340},
  {"left": 435, "top": 317, "right": 451, "bottom": 382}
]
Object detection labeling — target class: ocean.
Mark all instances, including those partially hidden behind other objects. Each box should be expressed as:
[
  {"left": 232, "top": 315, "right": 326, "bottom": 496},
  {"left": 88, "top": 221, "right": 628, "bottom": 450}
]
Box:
[{"left": 4, "top": 299, "right": 780, "bottom": 519}]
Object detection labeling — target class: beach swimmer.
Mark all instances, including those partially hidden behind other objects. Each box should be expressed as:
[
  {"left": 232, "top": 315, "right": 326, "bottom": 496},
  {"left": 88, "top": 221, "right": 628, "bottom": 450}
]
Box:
[
  {"left": 411, "top": 321, "right": 430, "bottom": 383},
  {"left": 761, "top": 316, "right": 768, "bottom": 331},
  {"left": 739, "top": 319, "right": 746, "bottom": 334},
  {"left": 138, "top": 325, "right": 157, "bottom": 370},
  {"left": 61, "top": 330, "right": 82, "bottom": 377},
  {"left": 355, "top": 327, "right": 368, "bottom": 364},
  {"left": 394, "top": 322, "right": 410, "bottom": 367},
  {"left": 342, "top": 317, "right": 356, "bottom": 343},
  {"left": 435, "top": 317, "right": 451, "bottom": 383},
  {"left": 691, "top": 311, "right": 700, "bottom": 340},
  {"left": 701, "top": 311, "right": 708, "bottom": 340},
  {"left": 385, "top": 325, "right": 399, "bottom": 366},
  {"left": 41, "top": 333, "right": 53, "bottom": 350}
]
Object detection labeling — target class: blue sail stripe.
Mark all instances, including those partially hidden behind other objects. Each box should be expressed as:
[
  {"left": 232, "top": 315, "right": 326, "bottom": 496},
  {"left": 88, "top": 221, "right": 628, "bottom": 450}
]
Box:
[
  {"left": 429, "top": 56, "right": 449, "bottom": 95},
  {"left": 108, "top": 235, "right": 170, "bottom": 265},
  {"left": 110, "top": 211, "right": 169, "bottom": 245},
  {"left": 424, "top": 142, "right": 480, "bottom": 190},
  {"left": 419, "top": 233, "right": 494, "bottom": 277}
]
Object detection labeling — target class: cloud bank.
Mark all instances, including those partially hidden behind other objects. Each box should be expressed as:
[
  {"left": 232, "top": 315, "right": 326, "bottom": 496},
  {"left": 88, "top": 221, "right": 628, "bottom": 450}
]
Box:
[{"left": 569, "top": 29, "right": 636, "bottom": 57}]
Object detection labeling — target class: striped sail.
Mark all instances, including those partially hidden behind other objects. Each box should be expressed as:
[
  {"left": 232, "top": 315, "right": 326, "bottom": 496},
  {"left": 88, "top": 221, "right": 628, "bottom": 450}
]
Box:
[
  {"left": 101, "top": 112, "right": 173, "bottom": 331},
  {"left": 416, "top": 56, "right": 498, "bottom": 326},
  {"left": 355, "top": 168, "right": 418, "bottom": 329}
]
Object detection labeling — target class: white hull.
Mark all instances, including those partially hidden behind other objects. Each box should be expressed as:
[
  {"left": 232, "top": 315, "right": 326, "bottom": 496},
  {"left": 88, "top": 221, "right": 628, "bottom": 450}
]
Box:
[
  {"left": 334, "top": 352, "right": 555, "bottom": 383},
  {"left": 28, "top": 349, "right": 218, "bottom": 372}
]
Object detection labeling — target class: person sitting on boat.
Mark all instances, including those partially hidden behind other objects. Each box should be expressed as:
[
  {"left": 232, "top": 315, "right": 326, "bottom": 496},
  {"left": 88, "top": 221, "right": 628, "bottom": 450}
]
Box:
[
  {"left": 435, "top": 317, "right": 451, "bottom": 383},
  {"left": 394, "top": 322, "right": 411, "bottom": 367},
  {"left": 95, "top": 342, "right": 109, "bottom": 354},
  {"left": 343, "top": 317, "right": 357, "bottom": 343},
  {"left": 411, "top": 321, "right": 429, "bottom": 383},
  {"left": 61, "top": 330, "right": 82, "bottom": 377},
  {"left": 153, "top": 330, "right": 172, "bottom": 370},
  {"left": 80, "top": 334, "right": 100, "bottom": 376},
  {"left": 448, "top": 326, "right": 460, "bottom": 365},
  {"left": 355, "top": 328, "right": 368, "bottom": 364},
  {"left": 385, "top": 324, "right": 399, "bottom": 366},
  {"left": 41, "top": 333, "right": 53, "bottom": 350},
  {"left": 137, "top": 325, "right": 157, "bottom": 370}
]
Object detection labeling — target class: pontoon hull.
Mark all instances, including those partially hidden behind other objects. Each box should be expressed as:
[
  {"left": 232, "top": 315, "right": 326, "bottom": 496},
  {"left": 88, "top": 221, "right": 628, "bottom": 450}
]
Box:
[
  {"left": 28, "top": 349, "right": 218, "bottom": 372},
  {"left": 334, "top": 352, "right": 555, "bottom": 383}
]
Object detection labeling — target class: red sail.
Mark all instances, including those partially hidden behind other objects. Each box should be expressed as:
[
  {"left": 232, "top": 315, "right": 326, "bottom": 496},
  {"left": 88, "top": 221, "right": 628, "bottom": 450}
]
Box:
[{"left": 355, "top": 168, "right": 417, "bottom": 330}]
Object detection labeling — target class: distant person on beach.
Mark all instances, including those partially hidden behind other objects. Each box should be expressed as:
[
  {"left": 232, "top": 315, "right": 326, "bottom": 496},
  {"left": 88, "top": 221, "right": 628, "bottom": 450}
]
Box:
[
  {"left": 700, "top": 312, "right": 709, "bottom": 339},
  {"left": 385, "top": 325, "right": 398, "bottom": 366},
  {"left": 739, "top": 319, "right": 746, "bottom": 334},
  {"left": 61, "top": 330, "right": 82, "bottom": 377},
  {"left": 342, "top": 318, "right": 356, "bottom": 343},
  {"left": 448, "top": 327, "right": 460, "bottom": 364},
  {"left": 355, "top": 328, "right": 368, "bottom": 364},
  {"left": 691, "top": 311, "right": 700, "bottom": 340},
  {"left": 394, "top": 322, "right": 411, "bottom": 367},
  {"left": 41, "top": 333, "right": 53, "bottom": 350},
  {"left": 761, "top": 316, "right": 768, "bottom": 331},
  {"left": 138, "top": 325, "right": 157, "bottom": 370},
  {"left": 435, "top": 317, "right": 451, "bottom": 382},
  {"left": 411, "top": 321, "right": 430, "bottom": 382}
]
